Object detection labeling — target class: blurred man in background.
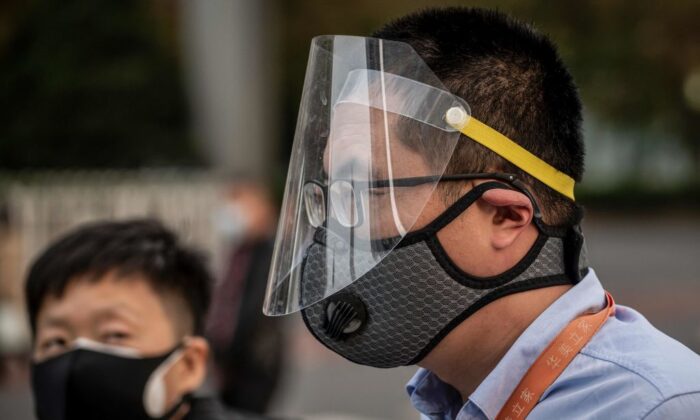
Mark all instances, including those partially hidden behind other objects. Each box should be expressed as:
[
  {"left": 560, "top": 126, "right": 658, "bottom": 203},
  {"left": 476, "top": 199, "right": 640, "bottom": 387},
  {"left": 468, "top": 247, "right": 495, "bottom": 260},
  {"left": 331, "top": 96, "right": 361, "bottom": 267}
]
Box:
[
  {"left": 208, "top": 183, "right": 284, "bottom": 414},
  {"left": 25, "top": 219, "right": 265, "bottom": 420},
  {"left": 264, "top": 7, "right": 700, "bottom": 419}
]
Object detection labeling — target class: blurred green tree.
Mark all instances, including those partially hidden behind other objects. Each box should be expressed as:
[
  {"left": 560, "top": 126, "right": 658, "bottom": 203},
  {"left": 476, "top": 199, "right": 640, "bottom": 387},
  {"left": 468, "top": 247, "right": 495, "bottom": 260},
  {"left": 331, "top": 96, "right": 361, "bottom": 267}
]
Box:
[
  {"left": 505, "top": 0, "right": 700, "bottom": 181},
  {"left": 0, "top": 0, "right": 200, "bottom": 169}
]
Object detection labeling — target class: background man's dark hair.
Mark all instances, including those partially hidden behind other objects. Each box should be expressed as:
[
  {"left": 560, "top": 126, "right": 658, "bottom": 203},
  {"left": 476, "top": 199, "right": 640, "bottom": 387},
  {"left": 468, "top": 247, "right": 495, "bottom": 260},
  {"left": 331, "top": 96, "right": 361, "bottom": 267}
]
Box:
[
  {"left": 25, "top": 218, "right": 212, "bottom": 336},
  {"left": 374, "top": 7, "right": 584, "bottom": 226}
]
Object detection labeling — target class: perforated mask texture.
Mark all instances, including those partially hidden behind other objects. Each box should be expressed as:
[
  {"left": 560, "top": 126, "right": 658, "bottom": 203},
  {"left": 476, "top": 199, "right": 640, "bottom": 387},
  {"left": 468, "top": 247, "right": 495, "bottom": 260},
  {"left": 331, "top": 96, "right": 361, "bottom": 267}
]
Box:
[{"left": 301, "top": 235, "right": 586, "bottom": 368}]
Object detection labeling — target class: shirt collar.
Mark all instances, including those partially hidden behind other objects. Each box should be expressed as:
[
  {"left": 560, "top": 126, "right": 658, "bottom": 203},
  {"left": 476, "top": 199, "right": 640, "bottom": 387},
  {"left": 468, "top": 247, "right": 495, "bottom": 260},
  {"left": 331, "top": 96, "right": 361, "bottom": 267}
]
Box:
[
  {"left": 407, "top": 368, "right": 463, "bottom": 417},
  {"left": 406, "top": 269, "right": 607, "bottom": 419}
]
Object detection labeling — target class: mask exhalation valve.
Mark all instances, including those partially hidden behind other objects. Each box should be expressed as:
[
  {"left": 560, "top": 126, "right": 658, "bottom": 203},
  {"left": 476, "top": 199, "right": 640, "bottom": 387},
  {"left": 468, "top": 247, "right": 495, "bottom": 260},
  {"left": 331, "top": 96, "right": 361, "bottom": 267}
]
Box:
[{"left": 323, "top": 294, "right": 367, "bottom": 340}]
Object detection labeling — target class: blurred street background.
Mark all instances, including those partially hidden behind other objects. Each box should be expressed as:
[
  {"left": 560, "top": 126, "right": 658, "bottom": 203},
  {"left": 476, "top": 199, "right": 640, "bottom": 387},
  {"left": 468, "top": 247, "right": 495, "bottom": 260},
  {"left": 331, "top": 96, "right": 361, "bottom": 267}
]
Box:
[{"left": 0, "top": 1, "right": 698, "bottom": 419}]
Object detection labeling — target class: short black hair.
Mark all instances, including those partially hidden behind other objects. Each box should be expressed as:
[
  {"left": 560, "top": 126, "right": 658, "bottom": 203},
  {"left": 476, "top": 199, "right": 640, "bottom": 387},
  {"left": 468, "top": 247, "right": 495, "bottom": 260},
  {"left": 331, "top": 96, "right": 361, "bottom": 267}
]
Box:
[
  {"left": 25, "top": 219, "right": 212, "bottom": 336},
  {"left": 374, "top": 7, "right": 584, "bottom": 225}
]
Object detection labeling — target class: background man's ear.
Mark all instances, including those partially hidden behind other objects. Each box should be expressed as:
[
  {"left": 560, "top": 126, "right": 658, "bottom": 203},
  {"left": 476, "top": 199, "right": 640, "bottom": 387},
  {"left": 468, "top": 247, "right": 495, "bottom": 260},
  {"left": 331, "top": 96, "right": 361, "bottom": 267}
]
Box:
[{"left": 479, "top": 188, "right": 534, "bottom": 249}]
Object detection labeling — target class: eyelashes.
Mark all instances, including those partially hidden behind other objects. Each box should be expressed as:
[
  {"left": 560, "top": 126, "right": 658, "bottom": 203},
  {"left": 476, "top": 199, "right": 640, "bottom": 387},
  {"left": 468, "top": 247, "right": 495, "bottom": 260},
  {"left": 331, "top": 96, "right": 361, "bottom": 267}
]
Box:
[
  {"left": 100, "top": 330, "right": 132, "bottom": 344},
  {"left": 37, "top": 329, "right": 133, "bottom": 358}
]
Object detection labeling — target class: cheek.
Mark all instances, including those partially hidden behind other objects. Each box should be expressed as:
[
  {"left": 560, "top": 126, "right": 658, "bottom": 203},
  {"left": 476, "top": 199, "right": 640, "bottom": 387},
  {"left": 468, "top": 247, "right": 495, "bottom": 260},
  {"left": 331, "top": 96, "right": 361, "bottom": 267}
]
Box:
[
  {"left": 436, "top": 208, "right": 495, "bottom": 276},
  {"left": 406, "top": 191, "right": 450, "bottom": 231},
  {"left": 366, "top": 193, "right": 433, "bottom": 238},
  {"left": 132, "top": 318, "right": 179, "bottom": 356},
  {"left": 142, "top": 302, "right": 182, "bottom": 353}
]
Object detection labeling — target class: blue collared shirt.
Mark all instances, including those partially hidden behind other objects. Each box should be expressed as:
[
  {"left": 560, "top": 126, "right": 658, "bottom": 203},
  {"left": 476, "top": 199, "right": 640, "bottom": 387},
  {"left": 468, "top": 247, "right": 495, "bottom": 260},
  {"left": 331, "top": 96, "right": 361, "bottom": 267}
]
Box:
[{"left": 407, "top": 269, "right": 700, "bottom": 419}]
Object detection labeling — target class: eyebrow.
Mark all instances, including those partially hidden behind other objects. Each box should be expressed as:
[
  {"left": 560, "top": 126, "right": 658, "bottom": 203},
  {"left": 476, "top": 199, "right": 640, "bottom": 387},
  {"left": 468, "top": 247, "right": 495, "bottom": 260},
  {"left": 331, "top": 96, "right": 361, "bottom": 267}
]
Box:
[
  {"left": 92, "top": 304, "right": 141, "bottom": 327},
  {"left": 39, "top": 316, "right": 72, "bottom": 331},
  {"left": 39, "top": 303, "right": 141, "bottom": 332}
]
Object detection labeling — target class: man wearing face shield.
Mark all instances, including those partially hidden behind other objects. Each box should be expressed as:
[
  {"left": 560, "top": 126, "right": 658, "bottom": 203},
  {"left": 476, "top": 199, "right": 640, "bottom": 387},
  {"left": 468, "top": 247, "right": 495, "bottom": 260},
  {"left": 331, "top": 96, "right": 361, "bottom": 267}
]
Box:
[{"left": 264, "top": 7, "right": 700, "bottom": 420}]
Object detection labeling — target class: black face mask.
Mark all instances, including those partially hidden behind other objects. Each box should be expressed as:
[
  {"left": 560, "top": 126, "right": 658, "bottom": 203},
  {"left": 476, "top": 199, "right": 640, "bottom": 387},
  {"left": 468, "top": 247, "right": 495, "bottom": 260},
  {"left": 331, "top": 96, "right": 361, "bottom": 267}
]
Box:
[
  {"left": 31, "top": 341, "right": 187, "bottom": 420},
  {"left": 301, "top": 182, "right": 587, "bottom": 368}
]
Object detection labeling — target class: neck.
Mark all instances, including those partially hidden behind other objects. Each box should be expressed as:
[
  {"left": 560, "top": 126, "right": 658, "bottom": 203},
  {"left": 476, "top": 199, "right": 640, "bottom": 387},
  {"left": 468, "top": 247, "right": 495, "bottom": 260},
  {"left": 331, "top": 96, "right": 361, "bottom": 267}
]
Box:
[{"left": 418, "top": 284, "right": 572, "bottom": 401}]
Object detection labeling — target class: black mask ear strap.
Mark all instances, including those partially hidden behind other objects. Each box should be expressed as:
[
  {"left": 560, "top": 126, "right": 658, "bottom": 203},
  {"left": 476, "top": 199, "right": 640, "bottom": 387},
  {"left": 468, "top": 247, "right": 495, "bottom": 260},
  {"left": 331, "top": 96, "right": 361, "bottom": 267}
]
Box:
[
  {"left": 533, "top": 202, "right": 586, "bottom": 283},
  {"left": 375, "top": 181, "right": 512, "bottom": 249},
  {"left": 564, "top": 224, "right": 584, "bottom": 283},
  {"left": 420, "top": 181, "right": 514, "bottom": 235},
  {"left": 395, "top": 181, "right": 518, "bottom": 247},
  {"left": 562, "top": 204, "right": 586, "bottom": 283}
]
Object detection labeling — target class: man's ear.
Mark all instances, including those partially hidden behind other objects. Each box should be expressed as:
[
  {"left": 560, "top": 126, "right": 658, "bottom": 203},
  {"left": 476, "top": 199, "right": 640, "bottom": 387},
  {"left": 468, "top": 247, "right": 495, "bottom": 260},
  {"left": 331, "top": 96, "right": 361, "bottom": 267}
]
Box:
[
  {"left": 165, "top": 336, "right": 209, "bottom": 404},
  {"left": 479, "top": 188, "right": 534, "bottom": 249}
]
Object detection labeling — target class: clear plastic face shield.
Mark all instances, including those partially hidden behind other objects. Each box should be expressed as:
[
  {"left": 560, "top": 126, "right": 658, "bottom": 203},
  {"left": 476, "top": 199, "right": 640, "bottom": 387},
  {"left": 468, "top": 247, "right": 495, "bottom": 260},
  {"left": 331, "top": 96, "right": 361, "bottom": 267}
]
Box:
[{"left": 263, "top": 36, "right": 470, "bottom": 315}]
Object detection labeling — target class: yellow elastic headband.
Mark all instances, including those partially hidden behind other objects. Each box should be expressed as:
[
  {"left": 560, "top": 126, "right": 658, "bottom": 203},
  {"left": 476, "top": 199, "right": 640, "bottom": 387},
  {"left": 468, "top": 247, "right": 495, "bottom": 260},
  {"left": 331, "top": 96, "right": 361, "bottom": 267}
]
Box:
[{"left": 445, "top": 107, "right": 576, "bottom": 201}]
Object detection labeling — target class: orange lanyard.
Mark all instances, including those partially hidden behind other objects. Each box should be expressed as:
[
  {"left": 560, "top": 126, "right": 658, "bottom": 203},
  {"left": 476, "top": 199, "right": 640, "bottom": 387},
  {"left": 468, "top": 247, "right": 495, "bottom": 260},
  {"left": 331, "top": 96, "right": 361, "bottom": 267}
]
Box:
[{"left": 496, "top": 292, "right": 615, "bottom": 420}]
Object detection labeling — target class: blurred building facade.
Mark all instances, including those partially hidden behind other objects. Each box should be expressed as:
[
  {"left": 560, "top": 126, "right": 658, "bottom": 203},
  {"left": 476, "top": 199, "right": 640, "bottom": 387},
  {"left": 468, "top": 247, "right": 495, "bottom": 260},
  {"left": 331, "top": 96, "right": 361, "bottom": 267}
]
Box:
[{"left": 179, "top": 0, "right": 277, "bottom": 179}]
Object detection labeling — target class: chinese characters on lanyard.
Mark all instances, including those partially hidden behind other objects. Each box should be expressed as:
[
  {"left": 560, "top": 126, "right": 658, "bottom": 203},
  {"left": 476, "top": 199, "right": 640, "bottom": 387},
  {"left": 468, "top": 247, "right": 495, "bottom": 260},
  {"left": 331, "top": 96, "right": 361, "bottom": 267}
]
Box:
[{"left": 496, "top": 292, "right": 615, "bottom": 420}]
